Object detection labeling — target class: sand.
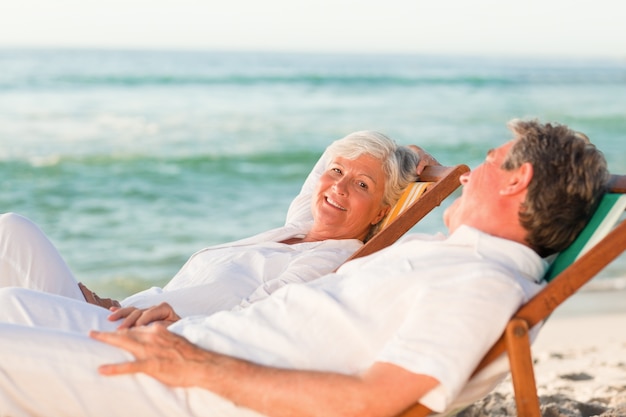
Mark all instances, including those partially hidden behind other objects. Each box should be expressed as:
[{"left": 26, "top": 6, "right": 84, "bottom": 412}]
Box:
[{"left": 457, "top": 289, "right": 626, "bottom": 417}]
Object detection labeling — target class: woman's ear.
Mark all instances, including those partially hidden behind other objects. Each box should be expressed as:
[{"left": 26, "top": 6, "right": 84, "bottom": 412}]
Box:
[
  {"left": 371, "top": 205, "right": 391, "bottom": 225},
  {"left": 500, "top": 162, "right": 533, "bottom": 196}
]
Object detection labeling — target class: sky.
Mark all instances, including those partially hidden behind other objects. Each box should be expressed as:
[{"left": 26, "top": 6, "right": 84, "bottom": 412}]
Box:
[{"left": 1, "top": 0, "right": 625, "bottom": 59}]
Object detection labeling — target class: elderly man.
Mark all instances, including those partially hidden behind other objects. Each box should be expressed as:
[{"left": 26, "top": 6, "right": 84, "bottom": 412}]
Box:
[{"left": 0, "top": 119, "right": 608, "bottom": 417}]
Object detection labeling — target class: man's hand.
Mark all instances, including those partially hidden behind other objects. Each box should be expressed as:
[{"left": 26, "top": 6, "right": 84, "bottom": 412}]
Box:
[
  {"left": 90, "top": 326, "right": 439, "bottom": 417},
  {"left": 107, "top": 302, "right": 181, "bottom": 329},
  {"left": 79, "top": 282, "right": 121, "bottom": 309},
  {"left": 90, "top": 325, "right": 210, "bottom": 387},
  {"left": 408, "top": 145, "right": 441, "bottom": 176}
]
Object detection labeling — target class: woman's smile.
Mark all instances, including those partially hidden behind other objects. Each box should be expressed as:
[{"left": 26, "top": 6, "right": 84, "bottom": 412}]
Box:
[{"left": 324, "top": 196, "right": 347, "bottom": 211}]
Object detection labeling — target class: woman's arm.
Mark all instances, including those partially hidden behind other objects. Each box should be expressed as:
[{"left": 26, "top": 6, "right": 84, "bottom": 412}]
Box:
[
  {"left": 284, "top": 150, "right": 328, "bottom": 225},
  {"left": 91, "top": 325, "right": 438, "bottom": 417},
  {"left": 409, "top": 145, "right": 441, "bottom": 175},
  {"left": 79, "top": 282, "right": 120, "bottom": 309}
]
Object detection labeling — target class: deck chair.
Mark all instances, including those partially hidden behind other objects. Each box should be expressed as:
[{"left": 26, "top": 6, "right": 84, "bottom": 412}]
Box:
[
  {"left": 397, "top": 173, "right": 626, "bottom": 417},
  {"left": 345, "top": 164, "right": 470, "bottom": 263}
]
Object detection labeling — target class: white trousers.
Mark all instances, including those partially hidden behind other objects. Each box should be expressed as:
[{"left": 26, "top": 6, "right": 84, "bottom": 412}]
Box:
[
  {"left": 0, "top": 212, "right": 244, "bottom": 318},
  {"left": 0, "top": 210, "right": 247, "bottom": 335},
  {"left": 0, "top": 286, "right": 118, "bottom": 331},
  {"left": 0, "top": 322, "right": 264, "bottom": 417},
  {"left": 0, "top": 212, "right": 84, "bottom": 299},
  {"left": 0, "top": 214, "right": 261, "bottom": 415}
]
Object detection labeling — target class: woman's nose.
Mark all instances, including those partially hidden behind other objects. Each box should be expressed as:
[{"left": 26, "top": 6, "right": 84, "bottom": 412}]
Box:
[
  {"left": 459, "top": 171, "right": 470, "bottom": 185},
  {"left": 333, "top": 178, "right": 348, "bottom": 195}
]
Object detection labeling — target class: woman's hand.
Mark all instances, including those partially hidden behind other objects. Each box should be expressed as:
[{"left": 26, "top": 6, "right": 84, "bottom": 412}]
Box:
[
  {"left": 90, "top": 325, "right": 210, "bottom": 387},
  {"left": 408, "top": 145, "right": 441, "bottom": 175},
  {"left": 78, "top": 282, "right": 121, "bottom": 309},
  {"left": 108, "top": 302, "right": 181, "bottom": 329}
]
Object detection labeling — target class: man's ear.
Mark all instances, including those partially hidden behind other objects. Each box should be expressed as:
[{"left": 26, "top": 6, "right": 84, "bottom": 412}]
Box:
[{"left": 500, "top": 162, "right": 533, "bottom": 196}]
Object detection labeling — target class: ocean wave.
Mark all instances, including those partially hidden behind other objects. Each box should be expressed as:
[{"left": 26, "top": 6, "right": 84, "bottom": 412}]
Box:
[
  {"left": 1, "top": 150, "right": 321, "bottom": 178},
  {"left": 2, "top": 49, "right": 624, "bottom": 91},
  {"left": 2, "top": 72, "right": 624, "bottom": 90}
]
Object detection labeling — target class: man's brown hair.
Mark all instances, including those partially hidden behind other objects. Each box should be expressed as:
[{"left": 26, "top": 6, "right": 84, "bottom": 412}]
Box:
[{"left": 503, "top": 119, "right": 609, "bottom": 257}]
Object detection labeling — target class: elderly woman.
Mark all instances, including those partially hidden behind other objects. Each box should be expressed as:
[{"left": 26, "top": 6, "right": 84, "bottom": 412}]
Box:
[{"left": 0, "top": 131, "right": 420, "bottom": 328}]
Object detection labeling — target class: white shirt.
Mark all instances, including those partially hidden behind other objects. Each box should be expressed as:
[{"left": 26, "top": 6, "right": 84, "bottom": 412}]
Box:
[
  {"left": 120, "top": 153, "right": 363, "bottom": 316},
  {"left": 121, "top": 222, "right": 362, "bottom": 316},
  {"left": 169, "top": 226, "right": 547, "bottom": 412}
]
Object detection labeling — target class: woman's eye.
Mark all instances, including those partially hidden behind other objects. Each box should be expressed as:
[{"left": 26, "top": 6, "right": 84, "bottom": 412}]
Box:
[
  {"left": 358, "top": 181, "right": 368, "bottom": 189},
  {"left": 332, "top": 168, "right": 342, "bottom": 174}
]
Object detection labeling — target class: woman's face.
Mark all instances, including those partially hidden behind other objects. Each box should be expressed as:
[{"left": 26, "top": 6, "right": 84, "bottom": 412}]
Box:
[{"left": 310, "top": 154, "right": 389, "bottom": 241}]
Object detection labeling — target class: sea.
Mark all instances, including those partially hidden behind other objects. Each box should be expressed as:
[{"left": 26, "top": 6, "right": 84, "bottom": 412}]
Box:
[{"left": 1, "top": 48, "right": 625, "bottom": 305}]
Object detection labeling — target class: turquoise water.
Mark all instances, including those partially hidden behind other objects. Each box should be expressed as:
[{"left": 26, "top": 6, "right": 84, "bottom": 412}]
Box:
[{"left": 1, "top": 49, "right": 625, "bottom": 299}]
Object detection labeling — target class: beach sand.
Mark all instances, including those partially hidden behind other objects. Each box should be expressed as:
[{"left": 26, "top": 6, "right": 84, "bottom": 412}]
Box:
[{"left": 458, "top": 289, "right": 626, "bottom": 417}]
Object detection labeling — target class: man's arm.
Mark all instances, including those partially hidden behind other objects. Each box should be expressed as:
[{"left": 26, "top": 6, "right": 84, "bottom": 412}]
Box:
[{"left": 90, "top": 326, "right": 438, "bottom": 417}]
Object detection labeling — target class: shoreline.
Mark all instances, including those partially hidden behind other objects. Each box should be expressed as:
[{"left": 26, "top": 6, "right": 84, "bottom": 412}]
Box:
[{"left": 545, "top": 285, "right": 626, "bottom": 318}]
